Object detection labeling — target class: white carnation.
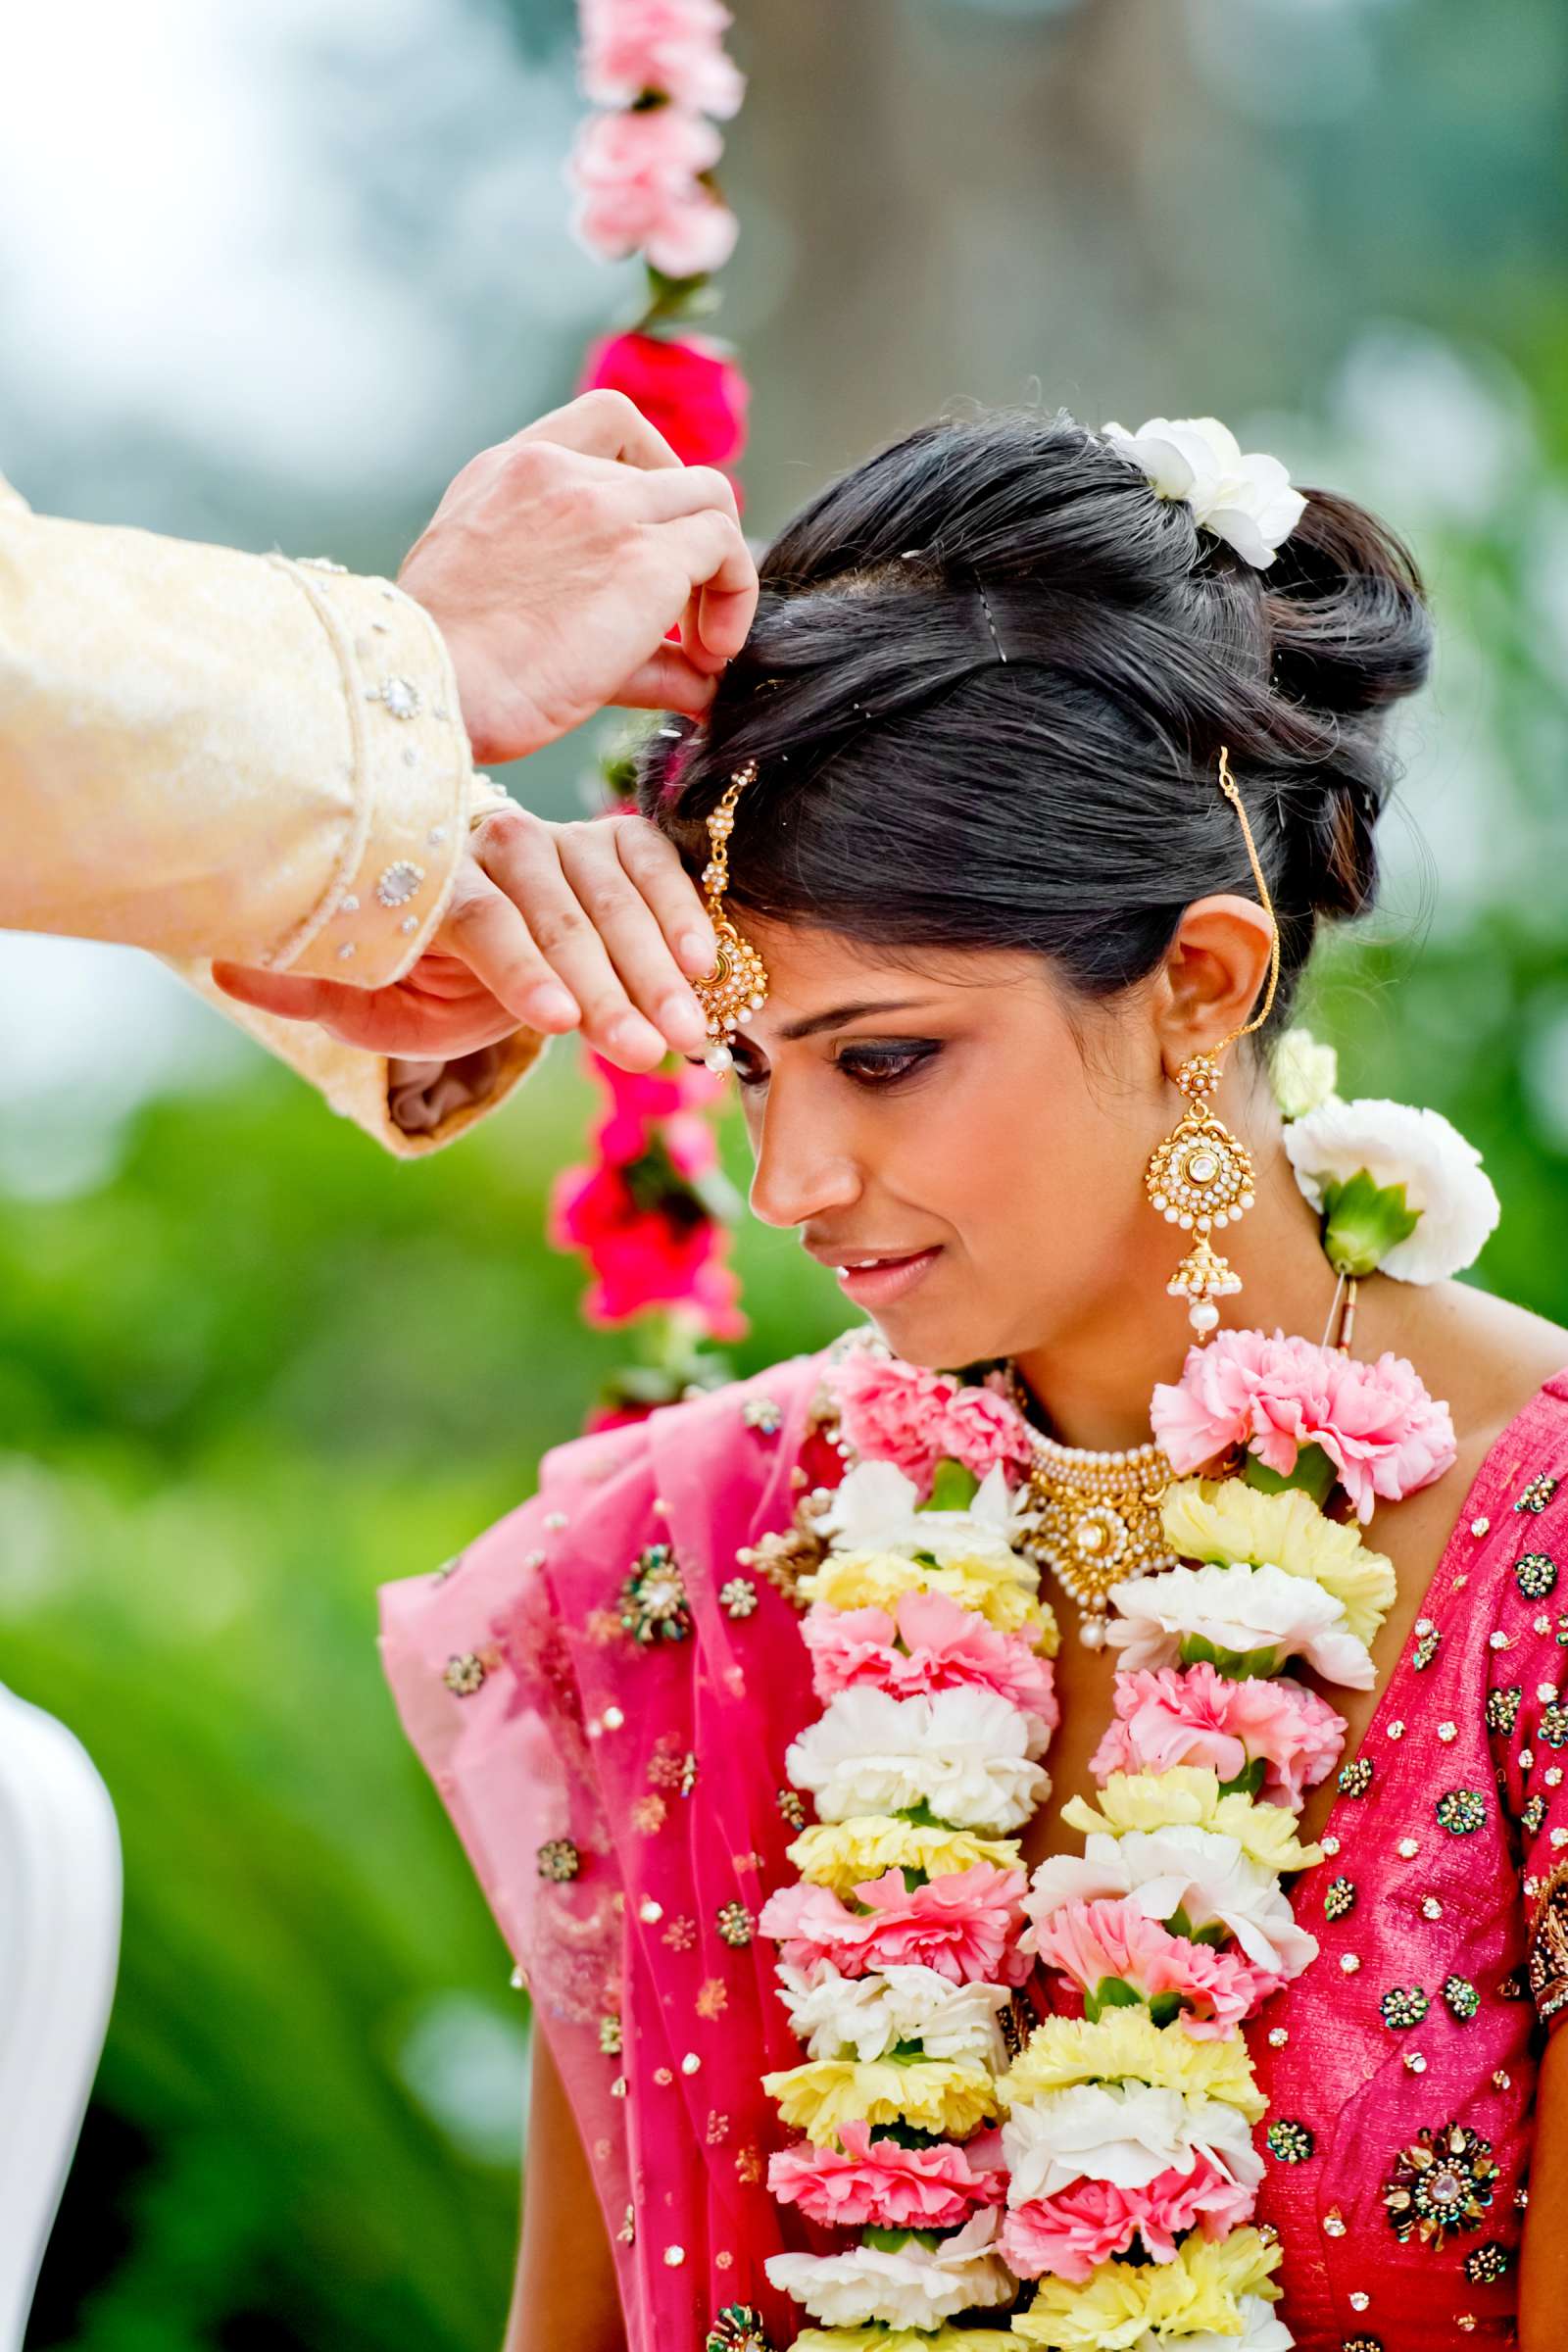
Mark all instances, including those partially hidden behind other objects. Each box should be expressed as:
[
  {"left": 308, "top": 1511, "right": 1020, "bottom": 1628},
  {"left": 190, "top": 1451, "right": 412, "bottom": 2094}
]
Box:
[
  {"left": 817, "top": 1459, "right": 1035, "bottom": 1577},
  {"left": 1102, "top": 416, "right": 1305, "bottom": 568},
  {"left": 1284, "top": 1095, "right": 1499, "bottom": 1283},
  {"left": 785, "top": 1686, "right": 1050, "bottom": 1831},
  {"left": 774, "top": 1960, "right": 1011, "bottom": 2067},
  {"left": 1107, "top": 1559, "right": 1375, "bottom": 1690},
  {"left": 1270, "top": 1026, "right": 1339, "bottom": 1120},
  {"left": 1135, "top": 2299, "right": 1294, "bottom": 2352},
  {"left": 765, "top": 2209, "right": 1013, "bottom": 2328},
  {"left": 1002, "top": 2081, "right": 1262, "bottom": 2202},
  {"left": 1025, "top": 1827, "right": 1319, "bottom": 1980}
]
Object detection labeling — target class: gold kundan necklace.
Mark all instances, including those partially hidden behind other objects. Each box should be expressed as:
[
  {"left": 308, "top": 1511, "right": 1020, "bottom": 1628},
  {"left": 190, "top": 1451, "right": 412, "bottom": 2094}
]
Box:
[{"left": 1004, "top": 1369, "right": 1174, "bottom": 1647}]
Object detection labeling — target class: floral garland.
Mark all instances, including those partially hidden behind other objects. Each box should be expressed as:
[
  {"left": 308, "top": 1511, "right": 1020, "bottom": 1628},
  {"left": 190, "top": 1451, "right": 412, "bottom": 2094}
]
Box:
[{"left": 757, "top": 1036, "right": 1499, "bottom": 2350}]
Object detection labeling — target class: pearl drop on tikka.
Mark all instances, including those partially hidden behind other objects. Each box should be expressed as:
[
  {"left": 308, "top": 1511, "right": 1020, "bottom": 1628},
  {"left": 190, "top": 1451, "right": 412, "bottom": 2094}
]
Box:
[{"left": 1189, "top": 1298, "right": 1221, "bottom": 1336}]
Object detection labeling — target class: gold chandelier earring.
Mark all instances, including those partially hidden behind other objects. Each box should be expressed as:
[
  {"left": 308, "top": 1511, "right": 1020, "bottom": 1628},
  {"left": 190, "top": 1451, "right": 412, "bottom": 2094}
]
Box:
[
  {"left": 1145, "top": 747, "right": 1281, "bottom": 1341},
  {"left": 691, "top": 760, "right": 770, "bottom": 1072}
]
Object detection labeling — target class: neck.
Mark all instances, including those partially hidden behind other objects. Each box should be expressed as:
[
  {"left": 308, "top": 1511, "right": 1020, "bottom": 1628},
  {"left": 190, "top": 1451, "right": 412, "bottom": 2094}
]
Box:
[{"left": 1011, "top": 1103, "right": 1340, "bottom": 1454}]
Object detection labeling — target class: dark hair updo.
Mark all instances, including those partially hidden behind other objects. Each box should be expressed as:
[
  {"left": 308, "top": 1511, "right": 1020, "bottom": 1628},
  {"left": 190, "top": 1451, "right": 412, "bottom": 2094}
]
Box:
[{"left": 638, "top": 407, "right": 1433, "bottom": 1038}]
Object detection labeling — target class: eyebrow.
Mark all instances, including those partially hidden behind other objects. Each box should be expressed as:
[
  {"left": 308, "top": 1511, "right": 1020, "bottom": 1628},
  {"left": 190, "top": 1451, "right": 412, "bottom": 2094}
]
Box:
[{"left": 776, "top": 998, "right": 939, "bottom": 1042}]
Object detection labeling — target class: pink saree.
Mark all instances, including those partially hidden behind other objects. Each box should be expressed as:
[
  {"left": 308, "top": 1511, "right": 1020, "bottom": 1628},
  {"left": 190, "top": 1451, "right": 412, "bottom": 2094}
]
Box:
[
  {"left": 379, "top": 1353, "right": 1568, "bottom": 2352},
  {"left": 379, "top": 1353, "right": 835, "bottom": 2348}
]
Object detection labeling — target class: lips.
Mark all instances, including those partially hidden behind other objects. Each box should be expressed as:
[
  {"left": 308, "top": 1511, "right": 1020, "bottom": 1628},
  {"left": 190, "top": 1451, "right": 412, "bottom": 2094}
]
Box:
[{"left": 829, "top": 1247, "right": 944, "bottom": 1311}]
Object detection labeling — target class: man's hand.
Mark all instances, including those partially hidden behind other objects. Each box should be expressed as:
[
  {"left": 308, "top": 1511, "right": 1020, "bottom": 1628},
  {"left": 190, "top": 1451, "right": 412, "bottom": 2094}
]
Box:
[
  {"left": 213, "top": 806, "right": 718, "bottom": 1070},
  {"left": 397, "top": 388, "right": 758, "bottom": 764}
]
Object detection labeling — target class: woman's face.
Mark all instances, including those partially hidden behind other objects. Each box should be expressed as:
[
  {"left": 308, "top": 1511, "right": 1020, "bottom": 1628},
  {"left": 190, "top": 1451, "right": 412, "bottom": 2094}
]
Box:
[{"left": 725, "top": 914, "right": 1172, "bottom": 1370}]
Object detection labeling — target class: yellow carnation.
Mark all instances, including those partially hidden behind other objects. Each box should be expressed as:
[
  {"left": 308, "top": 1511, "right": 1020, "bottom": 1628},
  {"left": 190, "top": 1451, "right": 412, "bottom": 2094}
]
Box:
[
  {"left": 1001, "top": 2009, "right": 1264, "bottom": 2121},
  {"left": 799, "top": 2332, "right": 1017, "bottom": 2352},
  {"left": 801, "top": 1549, "right": 1058, "bottom": 1651},
  {"left": 789, "top": 1817, "right": 1022, "bottom": 1894},
  {"left": 762, "top": 2055, "right": 999, "bottom": 2143},
  {"left": 1012, "top": 2225, "right": 1282, "bottom": 2348},
  {"left": 1062, "top": 1767, "right": 1323, "bottom": 1874},
  {"left": 1161, "top": 1475, "right": 1396, "bottom": 1648}
]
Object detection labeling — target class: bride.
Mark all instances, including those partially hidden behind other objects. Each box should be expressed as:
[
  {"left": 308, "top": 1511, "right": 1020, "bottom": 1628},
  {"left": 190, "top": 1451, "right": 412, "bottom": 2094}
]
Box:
[{"left": 380, "top": 408, "right": 1568, "bottom": 2352}]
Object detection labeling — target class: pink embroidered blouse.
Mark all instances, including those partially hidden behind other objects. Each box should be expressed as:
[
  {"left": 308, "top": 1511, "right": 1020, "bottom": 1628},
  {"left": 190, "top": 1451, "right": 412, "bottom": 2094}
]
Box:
[{"left": 378, "top": 1354, "right": 1568, "bottom": 2352}]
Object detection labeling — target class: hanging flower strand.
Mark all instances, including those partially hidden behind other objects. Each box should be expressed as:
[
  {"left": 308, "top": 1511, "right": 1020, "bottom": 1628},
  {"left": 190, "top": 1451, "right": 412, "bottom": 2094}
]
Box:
[
  {"left": 550, "top": 1, "right": 753, "bottom": 1397},
  {"left": 568, "top": 0, "right": 751, "bottom": 478}
]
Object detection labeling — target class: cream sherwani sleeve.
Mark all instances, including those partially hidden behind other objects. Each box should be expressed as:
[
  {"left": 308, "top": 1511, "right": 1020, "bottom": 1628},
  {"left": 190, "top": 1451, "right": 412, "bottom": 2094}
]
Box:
[{"left": 0, "top": 472, "right": 542, "bottom": 1154}]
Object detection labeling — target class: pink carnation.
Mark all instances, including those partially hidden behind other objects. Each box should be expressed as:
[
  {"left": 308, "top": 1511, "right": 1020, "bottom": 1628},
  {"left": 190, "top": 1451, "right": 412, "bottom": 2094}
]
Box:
[
  {"left": 1023, "top": 1896, "right": 1283, "bottom": 2036},
  {"left": 768, "top": 2121, "right": 1004, "bottom": 2230},
  {"left": 760, "top": 1864, "right": 1030, "bottom": 1986},
  {"left": 1151, "top": 1327, "right": 1456, "bottom": 1522},
  {"left": 801, "top": 1592, "right": 1057, "bottom": 1730},
  {"left": 568, "top": 108, "right": 738, "bottom": 277},
  {"left": 1090, "top": 1664, "right": 1345, "bottom": 1810},
  {"left": 579, "top": 0, "right": 745, "bottom": 119},
  {"left": 1002, "top": 2155, "right": 1258, "bottom": 2281},
  {"left": 829, "top": 1354, "right": 1032, "bottom": 1497}
]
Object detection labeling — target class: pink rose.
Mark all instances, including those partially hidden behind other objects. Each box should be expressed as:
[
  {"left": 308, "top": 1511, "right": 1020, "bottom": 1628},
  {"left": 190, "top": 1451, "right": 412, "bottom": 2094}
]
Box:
[
  {"left": 1090, "top": 1664, "right": 1345, "bottom": 1809},
  {"left": 1151, "top": 1327, "right": 1456, "bottom": 1521},
  {"left": 568, "top": 108, "right": 737, "bottom": 275},
  {"left": 768, "top": 2121, "right": 1004, "bottom": 2230},
  {"left": 1023, "top": 1896, "right": 1284, "bottom": 2035},
  {"left": 1002, "top": 2155, "right": 1258, "bottom": 2281},
  {"left": 580, "top": 330, "right": 749, "bottom": 470},
  {"left": 579, "top": 0, "right": 745, "bottom": 119}
]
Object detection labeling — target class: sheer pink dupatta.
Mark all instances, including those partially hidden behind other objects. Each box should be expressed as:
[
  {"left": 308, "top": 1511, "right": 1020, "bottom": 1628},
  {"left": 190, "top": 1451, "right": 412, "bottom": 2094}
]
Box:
[{"left": 379, "top": 1352, "right": 835, "bottom": 2350}]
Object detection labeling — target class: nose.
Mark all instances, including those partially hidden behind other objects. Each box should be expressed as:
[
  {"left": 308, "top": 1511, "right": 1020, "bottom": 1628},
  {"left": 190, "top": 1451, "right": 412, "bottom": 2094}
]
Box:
[{"left": 747, "top": 1082, "right": 862, "bottom": 1232}]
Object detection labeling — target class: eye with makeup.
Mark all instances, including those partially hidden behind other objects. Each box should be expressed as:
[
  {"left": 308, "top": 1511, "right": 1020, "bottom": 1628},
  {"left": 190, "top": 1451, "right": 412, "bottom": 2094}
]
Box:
[{"left": 725, "top": 1037, "right": 943, "bottom": 1092}]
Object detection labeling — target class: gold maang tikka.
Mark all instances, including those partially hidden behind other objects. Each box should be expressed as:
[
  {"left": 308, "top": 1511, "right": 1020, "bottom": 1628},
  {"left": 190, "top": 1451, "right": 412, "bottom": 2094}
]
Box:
[
  {"left": 691, "top": 760, "right": 769, "bottom": 1071},
  {"left": 1146, "top": 746, "right": 1281, "bottom": 1342}
]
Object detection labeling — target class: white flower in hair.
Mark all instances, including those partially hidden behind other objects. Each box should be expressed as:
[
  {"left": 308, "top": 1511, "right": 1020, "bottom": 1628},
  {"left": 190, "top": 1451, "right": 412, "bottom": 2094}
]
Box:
[
  {"left": 765, "top": 2208, "right": 1013, "bottom": 2328},
  {"left": 785, "top": 1685, "right": 1050, "bottom": 1830},
  {"left": 1107, "top": 1559, "right": 1375, "bottom": 1689},
  {"left": 1284, "top": 1096, "right": 1500, "bottom": 1284},
  {"left": 1102, "top": 415, "right": 1306, "bottom": 568}
]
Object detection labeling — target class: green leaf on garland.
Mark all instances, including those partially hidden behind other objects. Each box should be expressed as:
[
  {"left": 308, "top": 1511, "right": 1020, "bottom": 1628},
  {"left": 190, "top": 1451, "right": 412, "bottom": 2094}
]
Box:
[
  {"left": 1149, "top": 1990, "right": 1185, "bottom": 2028},
  {"left": 1178, "top": 1632, "right": 1284, "bottom": 1681},
  {"left": 1083, "top": 1977, "right": 1143, "bottom": 2022},
  {"left": 1316, "top": 1167, "right": 1421, "bottom": 1277},
  {"left": 925, "top": 1458, "right": 980, "bottom": 1513},
  {"left": 1243, "top": 1443, "right": 1338, "bottom": 1507},
  {"left": 863, "top": 2227, "right": 945, "bottom": 2252},
  {"left": 1218, "top": 1755, "right": 1268, "bottom": 1799},
  {"left": 1162, "top": 1907, "right": 1228, "bottom": 1948}
]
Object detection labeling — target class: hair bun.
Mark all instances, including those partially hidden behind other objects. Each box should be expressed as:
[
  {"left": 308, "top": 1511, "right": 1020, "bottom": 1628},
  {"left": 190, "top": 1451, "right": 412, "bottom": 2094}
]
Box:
[{"left": 1263, "top": 487, "right": 1433, "bottom": 719}]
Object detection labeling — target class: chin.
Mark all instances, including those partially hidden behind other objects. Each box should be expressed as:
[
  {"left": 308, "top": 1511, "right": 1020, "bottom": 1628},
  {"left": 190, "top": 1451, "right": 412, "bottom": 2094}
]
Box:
[{"left": 865, "top": 1298, "right": 1009, "bottom": 1374}]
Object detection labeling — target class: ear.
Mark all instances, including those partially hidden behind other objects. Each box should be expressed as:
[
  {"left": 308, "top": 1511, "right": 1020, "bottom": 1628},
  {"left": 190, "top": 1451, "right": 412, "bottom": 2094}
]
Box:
[{"left": 1150, "top": 893, "right": 1277, "bottom": 1075}]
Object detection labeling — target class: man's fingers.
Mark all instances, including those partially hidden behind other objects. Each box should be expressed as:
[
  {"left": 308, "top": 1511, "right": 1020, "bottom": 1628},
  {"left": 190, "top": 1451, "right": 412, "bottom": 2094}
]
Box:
[
  {"left": 554, "top": 826, "right": 710, "bottom": 1055},
  {"left": 475, "top": 815, "right": 675, "bottom": 1068},
  {"left": 213, "top": 963, "right": 350, "bottom": 1025},
  {"left": 612, "top": 815, "right": 718, "bottom": 977},
  {"left": 506, "top": 387, "right": 682, "bottom": 472},
  {"left": 655, "top": 509, "right": 759, "bottom": 658},
  {"left": 612, "top": 644, "right": 722, "bottom": 716},
  {"left": 439, "top": 863, "right": 586, "bottom": 1036},
  {"left": 636, "top": 463, "right": 742, "bottom": 526}
]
